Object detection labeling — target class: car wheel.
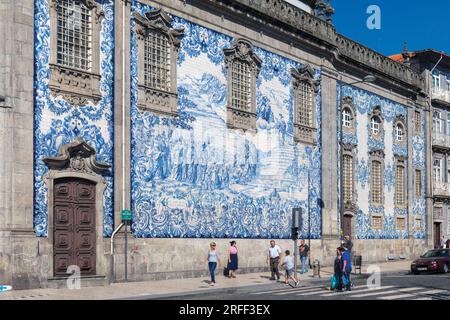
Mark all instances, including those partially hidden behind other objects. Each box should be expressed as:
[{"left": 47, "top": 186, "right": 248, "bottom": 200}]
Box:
[{"left": 413, "top": 271, "right": 419, "bottom": 275}]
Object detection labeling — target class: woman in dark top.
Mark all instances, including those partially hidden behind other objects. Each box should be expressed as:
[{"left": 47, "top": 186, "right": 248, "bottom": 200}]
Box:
[
  {"left": 334, "top": 247, "right": 343, "bottom": 291},
  {"left": 227, "top": 241, "right": 238, "bottom": 278}
]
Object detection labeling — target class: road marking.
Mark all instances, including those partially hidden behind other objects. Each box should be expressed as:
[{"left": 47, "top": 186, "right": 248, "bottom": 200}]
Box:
[
  {"left": 379, "top": 293, "right": 416, "bottom": 300},
  {"left": 253, "top": 285, "right": 322, "bottom": 295},
  {"left": 295, "top": 289, "right": 329, "bottom": 296},
  {"left": 274, "top": 286, "right": 330, "bottom": 296},
  {"left": 320, "top": 286, "right": 394, "bottom": 297},
  {"left": 411, "top": 297, "right": 432, "bottom": 300},
  {"left": 349, "top": 287, "right": 422, "bottom": 298},
  {"left": 419, "top": 289, "right": 447, "bottom": 295}
]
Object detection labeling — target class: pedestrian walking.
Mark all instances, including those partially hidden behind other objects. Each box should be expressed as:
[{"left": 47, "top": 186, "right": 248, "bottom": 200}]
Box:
[
  {"left": 343, "top": 235, "right": 353, "bottom": 253},
  {"left": 267, "top": 240, "right": 282, "bottom": 281},
  {"left": 227, "top": 241, "right": 238, "bottom": 278},
  {"left": 331, "top": 247, "right": 343, "bottom": 291},
  {"left": 281, "top": 250, "right": 299, "bottom": 286},
  {"left": 206, "top": 242, "right": 221, "bottom": 286},
  {"left": 446, "top": 237, "right": 450, "bottom": 249},
  {"left": 341, "top": 246, "right": 352, "bottom": 291},
  {"left": 440, "top": 236, "right": 446, "bottom": 249},
  {"left": 299, "top": 239, "right": 309, "bottom": 274}
]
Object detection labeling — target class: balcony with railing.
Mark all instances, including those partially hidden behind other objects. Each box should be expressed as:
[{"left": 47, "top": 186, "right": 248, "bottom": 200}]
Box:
[
  {"left": 432, "top": 132, "right": 450, "bottom": 149},
  {"left": 433, "top": 181, "right": 450, "bottom": 198},
  {"left": 432, "top": 88, "right": 450, "bottom": 106}
]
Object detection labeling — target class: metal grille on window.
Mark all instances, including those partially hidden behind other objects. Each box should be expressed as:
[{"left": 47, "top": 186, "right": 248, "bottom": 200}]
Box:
[
  {"left": 57, "top": 0, "right": 92, "bottom": 70},
  {"left": 371, "top": 160, "right": 382, "bottom": 204},
  {"left": 298, "top": 82, "right": 313, "bottom": 127},
  {"left": 415, "top": 169, "right": 422, "bottom": 197},
  {"left": 415, "top": 111, "right": 421, "bottom": 134},
  {"left": 231, "top": 61, "right": 251, "bottom": 112},
  {"left": 396, "top": 165, "right": 405, "bottom": 206},
  {"left": 343, "top": 154, "right": 353, "bottom": 203},
  {"left": 144, "top": 30, "right": 171, "bottom": 91},
  {"left": 372, "top": 216, "right": 383, "bottom": 229}
]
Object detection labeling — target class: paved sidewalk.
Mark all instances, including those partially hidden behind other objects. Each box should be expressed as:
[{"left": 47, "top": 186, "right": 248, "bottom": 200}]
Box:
[{"left": 0, "top": 259, "right": 411, "bottom": 300}]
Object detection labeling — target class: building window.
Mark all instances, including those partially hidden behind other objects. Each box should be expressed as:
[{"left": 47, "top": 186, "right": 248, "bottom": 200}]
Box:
[
  {"left": 372, "top": 215, "right": 383, "bottom": 230},
  {"left": 432, "top": 74, "right": 440, "bottom": 90},
  {"left": 434, "top": 158, "right": 443, "bottom": 183},
  {"left": 144, "top": 30, "right": 171, "bottom": 92},
  {"left": 414, "top": 111, "right": 421, "bottom": 134},
  {"left": 342, "top": 107, "right": 352, "bottom": 128},
  {"left": 48, "top": 0, "right": 104, "bottom": 106},
  {"left": 396, "top": 217, "right": 406, "bottom": 231},
  {"left": 395, "top": 123, "right": 404, "bottom": 142},
  {"left": 370, "top": 116, "right": 381, "bottom": 136},
  {"left": 343, "top": 154, "right": 354, "bottom": 203},
  {"left": 134, "top": 9, "right": 184, "bottom": 116},
  {"left": 56, "top": 0, "right": 92, "bottom": 70},
  {"left": 447, "top": 114, "right": 450, "bottom": 137},
  {"left": 433, "top": 111, "right": 442, "bottom": 133},
  {"left": 224, "top": 38, "right": 262, "bottom": 131},
  {"left": 434, "top": 207, "right": 443, "bottom": 221},
  {"left": 371, "top": 160, "right": 382, "bottom": 204},
  {"left": 231, "top": 60, "right": 252, "bottom": 113},
  {"left": 415, "top": 169, "right": 422, "bottom": 197},
  {"left": 395, "top": 164, "right": 405, "bottom": 206},
  {"left": 297, "top": 82, "right": 313, "bottom": 127},
  {"left": 291, "top": 65, "right": 318, "bottom": 144}
]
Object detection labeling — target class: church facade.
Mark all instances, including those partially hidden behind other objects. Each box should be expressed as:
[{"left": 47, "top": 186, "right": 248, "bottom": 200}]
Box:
[{"left": 0, "top": 0, "right": 435, "bottom": 289}]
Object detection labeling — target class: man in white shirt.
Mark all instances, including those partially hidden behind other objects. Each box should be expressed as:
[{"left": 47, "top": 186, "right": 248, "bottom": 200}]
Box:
[{"left": 266, "top": 240, "right": 282, "bottom": 280}]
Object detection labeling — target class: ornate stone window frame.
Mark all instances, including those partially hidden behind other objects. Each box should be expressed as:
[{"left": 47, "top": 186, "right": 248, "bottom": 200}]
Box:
[
  {"left": 291, "top": 64, "right": 319, "bottom": 145},
  {"left": 341, "top": 96, "right": 356, "bottom": 132},
  {"left": 394, "top": 156, "right": 407, "bottom": 208},
  {"left": 48, "top": 0, "right": 104, "bottom": 106},
  {"left": 42, "top": 138, "right": 111, "bottom": 279},
  {"left": 393, "top": 115, "right": 406, "bottom": 144},
  {"left": 134, "top": 9, "right": 184, "bottom": 117},
  {"left": 342, "top": 143, "right": 357, "bottom": 216},
  {"left": 368, "top": 106, "right": 383, "bottom": 139},
  {"left": 369, "top": 149, "right": 385, "bottom": 207},
  {"left": 223, "top": 38, "right": 262, "bottom": 131}
]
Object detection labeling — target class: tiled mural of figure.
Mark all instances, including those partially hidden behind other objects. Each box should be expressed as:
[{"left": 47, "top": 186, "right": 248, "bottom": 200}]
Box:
[{"left": 130, "top": 1, "right": 322, "bottom": 239}]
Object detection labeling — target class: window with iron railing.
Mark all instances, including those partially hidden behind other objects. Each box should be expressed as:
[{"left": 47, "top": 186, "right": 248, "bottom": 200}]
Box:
[
  {"left": 371, "top": 160, "right": 382, "bottom": 204},
  {"left": 231, "top": 61, "right": 252, "bottom": 113},
  {"left": 415, "top": 169, "right": 422, "bottom": 197},
  {"left": 297, "top": 81, "right": 313, "bottom": 127},
  {"left": 144, "top": 29, "right": 171, "bottom": 92},
  {"left": 56, "top": 0, "right": 92, "bottom": 71},
  {"left": 343, "top": 154, "right": 354, "bottom": 203},
  {"left": 395, "top": 165, "right": 405, "bottom": 206},
  {"left": 414, "top": 111, "right": 421, "bottom": 134}
]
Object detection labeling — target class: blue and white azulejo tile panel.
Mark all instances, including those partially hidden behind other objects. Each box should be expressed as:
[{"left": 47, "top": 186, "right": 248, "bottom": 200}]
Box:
[
  {"left": 337, "top": 84, "right": 425, "bottom": 239},
  {"left": 130, "top": 1, "right": 322, "bottom": 239},
  {"left": 33, "top": 0, "right": 115, "bottom": 237}
]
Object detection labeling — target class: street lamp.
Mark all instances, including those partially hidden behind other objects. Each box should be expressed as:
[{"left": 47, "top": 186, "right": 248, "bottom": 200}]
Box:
[{"left": 339, "top": 74, "right": 376, "bottom": 243}]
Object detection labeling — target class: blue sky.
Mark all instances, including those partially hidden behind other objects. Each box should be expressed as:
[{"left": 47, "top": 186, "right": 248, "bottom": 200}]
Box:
[{"left": 332, "top": 0, "right": 450, "bottom": 56}]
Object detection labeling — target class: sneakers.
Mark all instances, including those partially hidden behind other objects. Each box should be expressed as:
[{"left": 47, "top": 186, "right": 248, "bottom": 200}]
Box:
[{"left": 295, "top": 281, "right": 300, "bottom": 287}]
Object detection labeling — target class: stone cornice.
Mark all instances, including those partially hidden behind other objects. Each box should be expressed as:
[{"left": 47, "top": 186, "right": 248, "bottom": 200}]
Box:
[{"left": 195, "top": 0, "right": 424, "bottom": 94}]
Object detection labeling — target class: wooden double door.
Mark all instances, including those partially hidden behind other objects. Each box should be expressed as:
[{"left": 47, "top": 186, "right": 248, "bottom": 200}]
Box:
[{"left": 53, "top": 178, "right": 96, "bottom": 277}]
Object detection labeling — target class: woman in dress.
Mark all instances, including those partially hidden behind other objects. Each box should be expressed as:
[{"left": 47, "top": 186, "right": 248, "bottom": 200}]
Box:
[{"left": 227, "top": 241, "right": 238, "bottom": 278}]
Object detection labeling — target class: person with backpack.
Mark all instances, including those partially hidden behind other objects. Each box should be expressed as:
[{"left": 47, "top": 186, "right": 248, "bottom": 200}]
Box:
[
  {"left": 329, "top": 247, "right": 343, "bottom": 291},
  {"left": 341, "top": 246, "right": 352, "bottom": 291}
]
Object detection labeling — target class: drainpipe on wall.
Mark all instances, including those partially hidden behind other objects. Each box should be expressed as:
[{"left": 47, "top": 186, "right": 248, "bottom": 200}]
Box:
[{"left": 110, "top": 223, "right": 124, "bottom": 283}]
